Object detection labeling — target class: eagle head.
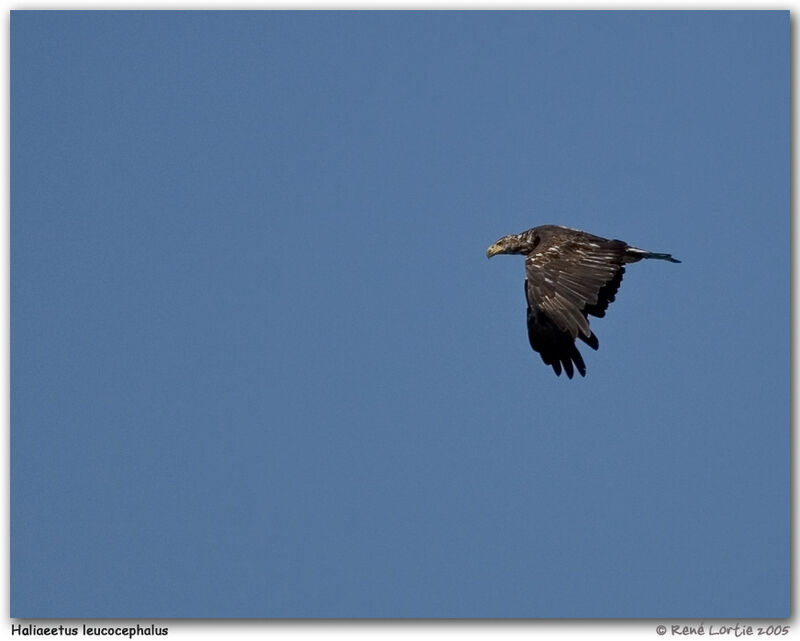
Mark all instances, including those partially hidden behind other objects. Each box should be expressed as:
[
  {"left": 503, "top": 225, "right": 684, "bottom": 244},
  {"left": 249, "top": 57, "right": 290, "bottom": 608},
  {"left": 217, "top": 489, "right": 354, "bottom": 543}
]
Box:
[{"left": 486, "top": 232, "right": 536, "bottom": 258}]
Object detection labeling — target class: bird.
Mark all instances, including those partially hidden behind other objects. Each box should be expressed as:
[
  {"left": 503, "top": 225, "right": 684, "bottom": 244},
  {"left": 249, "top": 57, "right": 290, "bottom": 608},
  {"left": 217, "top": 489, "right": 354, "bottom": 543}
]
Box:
[{"left": 486, "top": 224, "right": 680, "bottom": 378}]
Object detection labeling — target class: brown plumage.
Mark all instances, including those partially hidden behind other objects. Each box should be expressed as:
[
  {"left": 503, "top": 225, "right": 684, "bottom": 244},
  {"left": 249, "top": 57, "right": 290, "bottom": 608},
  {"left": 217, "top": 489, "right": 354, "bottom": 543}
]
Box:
[{"left": 487, "top": 225, "right": 680, "bottom": 378}]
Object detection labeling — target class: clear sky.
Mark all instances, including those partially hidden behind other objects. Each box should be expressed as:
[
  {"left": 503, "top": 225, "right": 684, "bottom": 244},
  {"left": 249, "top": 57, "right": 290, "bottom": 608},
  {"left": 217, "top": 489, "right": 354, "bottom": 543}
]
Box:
[{"left": 11, "top": 10, "right": 788, "bottom": 618}]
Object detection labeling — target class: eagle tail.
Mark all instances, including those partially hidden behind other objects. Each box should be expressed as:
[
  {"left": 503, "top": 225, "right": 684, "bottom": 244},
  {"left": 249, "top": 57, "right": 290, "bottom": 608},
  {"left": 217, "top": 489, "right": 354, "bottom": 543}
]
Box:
[
  {"left": 625, "top": 247, "right": 681, "bottom": 264},
  {"left": 643, "top": 251, "right": 681, "bottom": 263}
]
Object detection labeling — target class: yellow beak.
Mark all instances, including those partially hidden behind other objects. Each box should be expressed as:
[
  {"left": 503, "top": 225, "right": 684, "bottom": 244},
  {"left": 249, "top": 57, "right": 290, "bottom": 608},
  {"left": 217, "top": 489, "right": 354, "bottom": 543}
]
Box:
[{"left": 486, "top": 243, "right": 503, "bottom": 259}]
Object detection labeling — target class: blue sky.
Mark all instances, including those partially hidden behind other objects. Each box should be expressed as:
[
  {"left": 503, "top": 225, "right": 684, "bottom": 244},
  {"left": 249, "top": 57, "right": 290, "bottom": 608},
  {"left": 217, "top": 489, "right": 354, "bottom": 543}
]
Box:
[{"left": 11, "top": 11, "right": 788, "bottom": 618}]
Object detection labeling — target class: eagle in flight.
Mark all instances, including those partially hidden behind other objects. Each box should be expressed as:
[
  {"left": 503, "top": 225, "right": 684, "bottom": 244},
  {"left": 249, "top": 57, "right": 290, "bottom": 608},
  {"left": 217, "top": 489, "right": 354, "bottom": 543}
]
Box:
[{"left": 487, "top": 225, "right": 680, "bottom": 378}]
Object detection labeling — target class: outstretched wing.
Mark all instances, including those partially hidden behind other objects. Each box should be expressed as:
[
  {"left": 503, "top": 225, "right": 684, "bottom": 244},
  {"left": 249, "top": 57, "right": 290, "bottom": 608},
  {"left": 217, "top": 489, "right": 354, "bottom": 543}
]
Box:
[{"left": 524, "top": 231, "right": 628, "bottom": 377}]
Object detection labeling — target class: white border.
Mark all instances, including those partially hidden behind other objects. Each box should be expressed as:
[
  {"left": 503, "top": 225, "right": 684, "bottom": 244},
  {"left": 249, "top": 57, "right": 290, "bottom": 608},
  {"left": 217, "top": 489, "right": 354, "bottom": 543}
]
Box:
[{"left": 4, "top": 4, "right": 794, "bottom": 640}]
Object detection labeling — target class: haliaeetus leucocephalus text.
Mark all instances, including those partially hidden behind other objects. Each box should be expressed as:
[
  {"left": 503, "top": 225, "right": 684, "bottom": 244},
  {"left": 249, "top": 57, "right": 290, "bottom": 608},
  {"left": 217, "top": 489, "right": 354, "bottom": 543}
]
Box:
[{"left": 486, "top": 225, "right": 680, "bottom": 378}]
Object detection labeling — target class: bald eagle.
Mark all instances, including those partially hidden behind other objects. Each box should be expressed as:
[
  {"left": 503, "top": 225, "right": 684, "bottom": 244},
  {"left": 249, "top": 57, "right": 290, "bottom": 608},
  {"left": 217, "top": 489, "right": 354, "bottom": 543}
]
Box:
[{"left": 487, "top": 225, "right": 680, "bottom": 378}]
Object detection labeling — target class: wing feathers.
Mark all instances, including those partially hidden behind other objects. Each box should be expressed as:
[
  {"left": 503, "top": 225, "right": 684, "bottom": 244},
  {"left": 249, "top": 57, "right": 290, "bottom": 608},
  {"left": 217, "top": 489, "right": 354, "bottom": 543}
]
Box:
[
  {"left": 527, "top": 301, "right": 588, "bottom": 378},
  {"left": 524, "top": 229, "right": 628, "bottom": 378},
  {"left": 578, "top": 332, "right": 599, "bottom": 350}
]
